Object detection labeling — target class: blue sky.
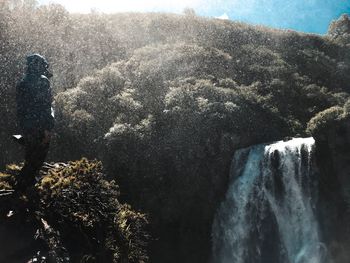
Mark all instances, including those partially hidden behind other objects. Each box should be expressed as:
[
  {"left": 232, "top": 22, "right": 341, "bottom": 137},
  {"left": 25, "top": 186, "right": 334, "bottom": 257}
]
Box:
[{"left": 37, "top": 0, "right": 350, "bottom": 34}]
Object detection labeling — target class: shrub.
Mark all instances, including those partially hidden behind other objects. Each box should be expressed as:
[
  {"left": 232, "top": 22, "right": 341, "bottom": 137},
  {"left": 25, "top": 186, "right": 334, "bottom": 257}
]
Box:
[
  {"left": 307, "top": 106, "right": 344, "bottom": 137},
  {"left": 0, "top": 159, "right": 149, "bottom": 263}
]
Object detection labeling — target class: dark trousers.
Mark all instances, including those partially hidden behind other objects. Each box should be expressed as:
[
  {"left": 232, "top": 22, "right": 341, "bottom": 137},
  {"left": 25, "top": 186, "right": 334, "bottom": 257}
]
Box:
[{"left": 18, "top": 130, "right": 49, "bottom": 188}]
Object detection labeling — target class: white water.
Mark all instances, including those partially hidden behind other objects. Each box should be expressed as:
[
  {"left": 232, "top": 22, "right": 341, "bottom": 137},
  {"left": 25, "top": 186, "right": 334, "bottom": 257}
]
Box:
[{"left": 212, "top": 138, "right": 327, "bottom": 263}]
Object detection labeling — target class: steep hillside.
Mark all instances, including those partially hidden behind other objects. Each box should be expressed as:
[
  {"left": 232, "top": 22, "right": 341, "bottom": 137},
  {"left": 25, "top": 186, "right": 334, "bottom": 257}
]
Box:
[{"left": 1, "top": 2, "right": 350, "bottom": 262}]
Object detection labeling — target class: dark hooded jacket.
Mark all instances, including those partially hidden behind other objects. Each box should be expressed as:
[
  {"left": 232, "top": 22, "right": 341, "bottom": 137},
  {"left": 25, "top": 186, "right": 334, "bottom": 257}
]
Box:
[{"left": 16, "top": 72, "right": 55, "bottom": 134}]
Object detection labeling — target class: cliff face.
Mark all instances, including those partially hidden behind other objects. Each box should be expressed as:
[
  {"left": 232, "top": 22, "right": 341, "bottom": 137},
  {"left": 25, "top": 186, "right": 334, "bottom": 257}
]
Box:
[
  {"left": 310, "top": 111, "right": 350, "bottom": 262},
  {"left": 0, "top": 159, "right": 149, "bottom": 263}
]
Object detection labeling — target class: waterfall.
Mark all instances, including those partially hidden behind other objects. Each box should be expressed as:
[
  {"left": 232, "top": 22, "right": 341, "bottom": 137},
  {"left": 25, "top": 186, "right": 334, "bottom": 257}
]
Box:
[{"left": 212, "top": 138, "right": 327, "bottom": 263}]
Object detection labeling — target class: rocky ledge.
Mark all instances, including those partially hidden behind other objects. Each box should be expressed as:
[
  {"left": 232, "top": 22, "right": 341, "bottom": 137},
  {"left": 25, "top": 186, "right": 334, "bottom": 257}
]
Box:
[{"left": 0, "top": 158, "right": 149, "bottom": 263}]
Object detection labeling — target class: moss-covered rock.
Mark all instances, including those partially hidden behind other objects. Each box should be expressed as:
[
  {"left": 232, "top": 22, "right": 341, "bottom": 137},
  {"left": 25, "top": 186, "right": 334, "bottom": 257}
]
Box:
[
  {"left": 0, "top": 158, "right": 149, "bottom": 263},
  {"left": 307, "top": 99, "right": 350, "bottom": 140},
  {"left": 307, "top": 106, "right": 345, "bottom": 139}
]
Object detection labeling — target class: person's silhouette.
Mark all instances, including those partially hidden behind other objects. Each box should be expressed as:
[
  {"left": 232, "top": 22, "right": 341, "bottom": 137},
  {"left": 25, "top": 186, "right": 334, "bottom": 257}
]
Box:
[{"left": 16, "top": 54, "right": 55, "bottom": 190}]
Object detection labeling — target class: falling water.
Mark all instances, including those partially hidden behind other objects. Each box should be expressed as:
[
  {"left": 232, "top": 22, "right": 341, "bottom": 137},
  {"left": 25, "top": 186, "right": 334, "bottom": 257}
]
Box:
[{"left": 212, "top": 138, "right": 327, "bottom": 263}]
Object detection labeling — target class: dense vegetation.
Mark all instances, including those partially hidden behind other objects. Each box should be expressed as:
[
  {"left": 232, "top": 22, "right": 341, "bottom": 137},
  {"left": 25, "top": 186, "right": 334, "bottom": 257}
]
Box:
[
  {"left": 1, "top": 0, "right": 350, "bottom": 261},
  {"left": 0, "top": 159, "right": 148, "bottom": 262},
  {"left": 307, "top": 103, "right": 350, "bottom": 138}
]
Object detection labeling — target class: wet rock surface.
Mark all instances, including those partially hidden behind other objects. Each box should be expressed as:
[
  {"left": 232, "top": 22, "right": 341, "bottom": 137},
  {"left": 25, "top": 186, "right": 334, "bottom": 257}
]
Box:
[{"left": 310, "top": 113, "right": 350, "bottom": 263}]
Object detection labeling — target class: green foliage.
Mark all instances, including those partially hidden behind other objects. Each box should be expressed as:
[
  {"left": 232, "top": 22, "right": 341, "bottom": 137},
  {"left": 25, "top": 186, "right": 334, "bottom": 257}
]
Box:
[
  {"left": 2, "top": 2, "right": 350, "bottom": 261},
  {"left": 307, "top": 99, "right": 350, "bottom": 137},
  {"left": 51, "top": 33, "right": 347, "bottom": 260},
  {"left": 307, "top": 106, "right": 344, "bottom": 136},
  {"left": 0, "top": 159, "right": 149, "bottom": 263},
  {"left": 54, "top": 64, "right": 144, "bottom": 158},
  {"left": 1, "top": 2, "right": 350, "bottom": 166}
]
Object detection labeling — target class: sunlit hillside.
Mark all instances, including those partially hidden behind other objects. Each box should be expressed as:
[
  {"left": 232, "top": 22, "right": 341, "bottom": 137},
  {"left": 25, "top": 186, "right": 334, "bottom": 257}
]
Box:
[{"left": 1, "top": 1, "right": 350, "bottom": 262}]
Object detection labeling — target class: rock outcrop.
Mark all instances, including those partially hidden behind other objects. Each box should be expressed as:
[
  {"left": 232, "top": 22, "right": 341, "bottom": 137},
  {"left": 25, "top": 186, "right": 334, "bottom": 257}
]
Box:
[
  {"left": 0, "top": 158, "right": 149, "bottom": 263},
  {"left": 327, "top": 14, "right": 350, "bottom": 46},
  {"left": 308, "top": 104, "right": 350, "bottom": 263}
]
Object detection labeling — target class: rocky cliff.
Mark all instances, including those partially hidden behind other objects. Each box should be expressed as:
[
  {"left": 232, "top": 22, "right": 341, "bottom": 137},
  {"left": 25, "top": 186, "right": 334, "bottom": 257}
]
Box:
[{"left": 308, "top": 104, "right": 350, "bottom": 262}]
